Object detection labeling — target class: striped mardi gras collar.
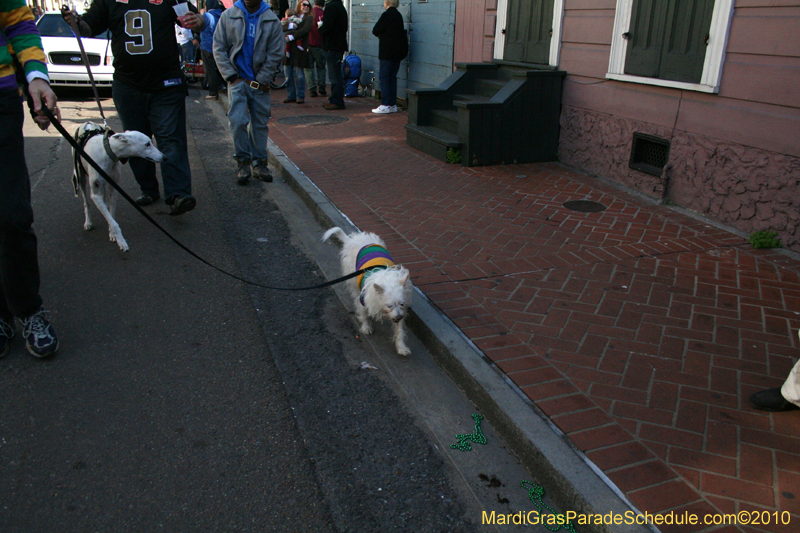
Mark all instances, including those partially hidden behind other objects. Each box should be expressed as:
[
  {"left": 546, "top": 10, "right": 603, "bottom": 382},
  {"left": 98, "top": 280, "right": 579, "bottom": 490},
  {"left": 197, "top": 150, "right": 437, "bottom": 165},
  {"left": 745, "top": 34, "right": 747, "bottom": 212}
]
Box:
[{"left": 355, "top": 243, "right": 395, "bottom": 293}]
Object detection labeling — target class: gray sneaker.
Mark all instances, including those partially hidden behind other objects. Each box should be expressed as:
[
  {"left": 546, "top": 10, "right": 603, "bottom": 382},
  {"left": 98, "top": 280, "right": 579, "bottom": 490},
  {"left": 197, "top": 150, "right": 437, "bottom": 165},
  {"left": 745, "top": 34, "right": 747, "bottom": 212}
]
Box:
[
  {"left": 236, "top": 157, "right": 252, "bottom": 185},
  {"left": 20, "top": 308, "right": 58, "bottom": 358}
]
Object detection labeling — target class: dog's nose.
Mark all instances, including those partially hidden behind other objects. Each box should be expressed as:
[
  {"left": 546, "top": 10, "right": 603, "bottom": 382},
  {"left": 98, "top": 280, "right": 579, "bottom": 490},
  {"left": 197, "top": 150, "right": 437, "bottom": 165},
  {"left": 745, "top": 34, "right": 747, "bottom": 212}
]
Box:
[{"left": 393, "top": 315, "right": 404, "bottom": 323}]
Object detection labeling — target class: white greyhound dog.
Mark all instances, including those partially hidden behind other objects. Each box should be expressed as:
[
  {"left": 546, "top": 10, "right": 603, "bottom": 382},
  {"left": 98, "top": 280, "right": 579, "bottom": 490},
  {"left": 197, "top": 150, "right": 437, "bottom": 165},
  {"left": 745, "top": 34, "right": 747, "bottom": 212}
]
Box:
[{"left": 72, "top": 123, "right": 165, "bottom": 252}]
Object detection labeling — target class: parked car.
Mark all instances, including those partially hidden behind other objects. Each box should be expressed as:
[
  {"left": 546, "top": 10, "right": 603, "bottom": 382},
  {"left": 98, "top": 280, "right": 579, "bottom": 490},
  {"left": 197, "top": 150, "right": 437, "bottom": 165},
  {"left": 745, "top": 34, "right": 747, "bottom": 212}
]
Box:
[{"left": 36, "top": 12, "right": 113, "bottom": 87}]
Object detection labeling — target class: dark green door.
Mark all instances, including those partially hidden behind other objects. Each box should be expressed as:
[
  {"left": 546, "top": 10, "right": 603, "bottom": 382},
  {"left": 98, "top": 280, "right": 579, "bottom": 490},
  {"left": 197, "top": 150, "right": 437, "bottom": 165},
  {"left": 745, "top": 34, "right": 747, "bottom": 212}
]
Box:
[{"left": 504, "top": 0, "right": 554, "bottom": 64}]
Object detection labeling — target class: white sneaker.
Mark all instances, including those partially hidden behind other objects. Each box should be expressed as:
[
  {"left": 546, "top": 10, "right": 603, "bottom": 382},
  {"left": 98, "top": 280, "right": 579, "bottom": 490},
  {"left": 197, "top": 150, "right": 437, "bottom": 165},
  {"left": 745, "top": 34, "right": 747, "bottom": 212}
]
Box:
[
  {"left": 372, "top": 105, "right": 392, "bottom": 114},
  {"left": 389, "top": 105, "right": 398, "bottom": 113}
]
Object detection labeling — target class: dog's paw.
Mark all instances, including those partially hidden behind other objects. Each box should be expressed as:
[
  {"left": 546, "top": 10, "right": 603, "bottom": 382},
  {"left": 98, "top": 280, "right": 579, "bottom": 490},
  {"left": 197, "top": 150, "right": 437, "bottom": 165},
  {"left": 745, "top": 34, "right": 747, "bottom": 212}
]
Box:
[
  {"left": 359, "top": 324, "right": 373, "bottom": 336},
  {"left": 83, "top": 222, "right": 94, "bottom": 231},
  {"left": 110, "top": 233, "right": 129, "bottom": 252},
  {"left": 396, "top": 344, "right": 411, "bottom": 357}
]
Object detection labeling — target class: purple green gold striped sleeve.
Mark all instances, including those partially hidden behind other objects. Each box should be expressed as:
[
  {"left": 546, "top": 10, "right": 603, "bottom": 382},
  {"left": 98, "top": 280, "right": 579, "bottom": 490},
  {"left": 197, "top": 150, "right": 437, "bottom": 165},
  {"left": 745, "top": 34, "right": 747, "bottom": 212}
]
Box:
[{"left": 0, "top": 0, "right": 48, "bottom": 92}]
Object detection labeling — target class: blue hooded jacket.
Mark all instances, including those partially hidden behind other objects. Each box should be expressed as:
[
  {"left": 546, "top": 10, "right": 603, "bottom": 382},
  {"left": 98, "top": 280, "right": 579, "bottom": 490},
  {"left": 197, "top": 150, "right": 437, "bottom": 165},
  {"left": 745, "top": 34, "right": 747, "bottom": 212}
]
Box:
[
  {"left": 233, "top": 0, "right": 269, "bottom": 81},
  {"left": 200, "top": 1, "right": 225, "bottom": 54}
]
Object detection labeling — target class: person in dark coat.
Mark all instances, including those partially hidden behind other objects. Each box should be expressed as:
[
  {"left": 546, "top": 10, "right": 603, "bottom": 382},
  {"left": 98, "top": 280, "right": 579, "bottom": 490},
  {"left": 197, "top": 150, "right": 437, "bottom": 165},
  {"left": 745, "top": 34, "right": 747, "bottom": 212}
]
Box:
[
  {"left": 62, "top": 0, "right": 205, "bottom": 215},
  {"left": 371, "top": 0, "right": 405, "bottom": 114},
  {"left": 199, "top": 0, "right": 225, "bottom": 100},
  {"left": 318, "top": 0, "right": 347, "bottom": 110},
  {"left": 282, "top": 0, "right": 313, "bottom": 103}
]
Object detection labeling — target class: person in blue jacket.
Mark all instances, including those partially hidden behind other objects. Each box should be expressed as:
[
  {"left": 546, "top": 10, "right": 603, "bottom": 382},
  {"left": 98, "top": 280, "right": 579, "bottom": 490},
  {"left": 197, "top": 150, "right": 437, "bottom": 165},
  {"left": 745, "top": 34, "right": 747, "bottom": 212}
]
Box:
[
  {"left": 199, "top": 0, "right": 225, "bottom": 100},
  {"left": 214, "top": 0, "right": 284, "bottom": 184}
]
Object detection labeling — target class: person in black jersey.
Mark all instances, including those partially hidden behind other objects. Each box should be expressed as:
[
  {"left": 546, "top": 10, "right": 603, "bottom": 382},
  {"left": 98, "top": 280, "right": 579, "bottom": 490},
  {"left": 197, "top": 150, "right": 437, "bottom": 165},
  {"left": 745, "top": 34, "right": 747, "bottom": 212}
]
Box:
[{"left": 62, "top": 2, "right": 204, "bottom": 215}]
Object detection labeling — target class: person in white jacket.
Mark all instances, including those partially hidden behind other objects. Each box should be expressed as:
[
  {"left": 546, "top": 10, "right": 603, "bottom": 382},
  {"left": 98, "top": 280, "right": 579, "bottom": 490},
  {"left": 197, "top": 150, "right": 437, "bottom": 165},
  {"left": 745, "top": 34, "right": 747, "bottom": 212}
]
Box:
[{"left": 213, "top": 0, "right": 284, "bottom": 184}]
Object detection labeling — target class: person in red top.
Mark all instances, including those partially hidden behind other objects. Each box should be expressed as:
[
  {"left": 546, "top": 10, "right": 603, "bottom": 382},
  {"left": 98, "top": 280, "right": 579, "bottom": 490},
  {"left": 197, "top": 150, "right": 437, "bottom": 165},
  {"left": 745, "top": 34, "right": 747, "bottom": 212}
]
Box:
[{"left": 303, "top": 0, "right": 326, "bottom": 97}]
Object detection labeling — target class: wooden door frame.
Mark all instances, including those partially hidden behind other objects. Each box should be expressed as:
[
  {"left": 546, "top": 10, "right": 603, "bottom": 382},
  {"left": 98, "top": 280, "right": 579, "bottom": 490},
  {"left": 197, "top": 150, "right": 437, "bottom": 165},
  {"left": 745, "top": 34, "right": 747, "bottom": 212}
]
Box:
[{"left": 493, "top": 0, "right": 564, "bottom": 67}]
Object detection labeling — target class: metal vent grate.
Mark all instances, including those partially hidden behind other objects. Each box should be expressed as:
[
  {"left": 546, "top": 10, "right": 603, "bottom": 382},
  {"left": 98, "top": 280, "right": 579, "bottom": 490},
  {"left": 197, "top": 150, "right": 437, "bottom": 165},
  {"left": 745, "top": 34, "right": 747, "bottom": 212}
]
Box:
[{"left": 630, "top": 133, "right": 669, "bottom": 176}]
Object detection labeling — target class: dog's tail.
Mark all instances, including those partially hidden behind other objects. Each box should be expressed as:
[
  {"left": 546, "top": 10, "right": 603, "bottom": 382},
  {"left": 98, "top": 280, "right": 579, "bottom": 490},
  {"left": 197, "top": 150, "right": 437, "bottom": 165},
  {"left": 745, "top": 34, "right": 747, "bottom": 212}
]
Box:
[{"left": 322, "top": 226, "right": 349, "bottom": 245}]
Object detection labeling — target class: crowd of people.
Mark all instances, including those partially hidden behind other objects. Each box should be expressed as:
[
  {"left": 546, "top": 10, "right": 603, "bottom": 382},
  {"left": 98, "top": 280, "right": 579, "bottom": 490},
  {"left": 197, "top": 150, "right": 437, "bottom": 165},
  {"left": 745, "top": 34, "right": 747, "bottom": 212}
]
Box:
[
  {"left": 1, "top": 0, "right": 409, "bottom": 360},
  {"left": 3, "top": 0, "right": 799, "bottom": 439}
]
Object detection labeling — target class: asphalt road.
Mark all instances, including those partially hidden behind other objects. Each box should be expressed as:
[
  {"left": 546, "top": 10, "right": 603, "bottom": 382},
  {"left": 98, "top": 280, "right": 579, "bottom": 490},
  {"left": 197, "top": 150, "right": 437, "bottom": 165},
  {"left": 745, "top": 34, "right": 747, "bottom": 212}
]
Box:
[{"left": 0, "top": 87, "right": 482, "bottom": 532}]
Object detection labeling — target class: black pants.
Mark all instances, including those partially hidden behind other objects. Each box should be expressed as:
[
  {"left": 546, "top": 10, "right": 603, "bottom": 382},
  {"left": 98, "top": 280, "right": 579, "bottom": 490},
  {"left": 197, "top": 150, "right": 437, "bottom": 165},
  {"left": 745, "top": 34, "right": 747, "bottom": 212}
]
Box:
[
  {"left": 201, "top": 49, "right": 222, "bottom": 97},
  {"left": 0, "top": 89, "right": 42, "bottom": 320},
  {"left": 112, "top": 80, "right": 192, "bottom": 201},
  {"left": 324, "top": 50, "right": 345, "bottom": 107}
]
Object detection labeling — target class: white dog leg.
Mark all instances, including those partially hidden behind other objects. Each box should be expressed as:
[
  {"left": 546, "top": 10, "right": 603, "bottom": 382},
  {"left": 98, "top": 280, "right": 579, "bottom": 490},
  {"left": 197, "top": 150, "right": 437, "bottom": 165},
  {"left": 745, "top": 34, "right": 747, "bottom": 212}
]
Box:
[
  {"left": 79, "top": 184, "right": 94, "bottom": 231},
  {"left": 393, "top": 320, "right": 411, "bottom": 356},
  {"left": 356, "top": 304, "right": 373, "bottom": 335},
  {"left": 90, "top": 185, "right": 129, "bottom": 252},
  {"left": 106, "top": 185, "right": 117, "bottom": 220}
]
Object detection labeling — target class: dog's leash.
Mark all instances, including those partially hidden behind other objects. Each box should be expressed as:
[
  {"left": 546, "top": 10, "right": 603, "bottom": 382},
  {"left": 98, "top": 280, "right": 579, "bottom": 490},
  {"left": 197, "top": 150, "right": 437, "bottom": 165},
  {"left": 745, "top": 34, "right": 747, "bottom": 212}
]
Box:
[
  {"left": 39, "top": 105, "right": 364, "bottom": 291},
  {"left": 47, "top": 12, "right": 363, "bottom": 291},
  {"left": 62, "top": 5, "right": 108, "bottom": 129}
]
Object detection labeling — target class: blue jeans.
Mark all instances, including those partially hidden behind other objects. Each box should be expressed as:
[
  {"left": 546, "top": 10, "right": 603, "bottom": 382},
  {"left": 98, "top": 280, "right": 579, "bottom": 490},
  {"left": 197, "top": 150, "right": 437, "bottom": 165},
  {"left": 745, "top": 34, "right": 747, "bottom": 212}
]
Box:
[
  {"left": 180, "top": 41, "right": 196, "bottom": 64},
  {"left": 112, "top": 80, "right": 192, "bottom": 200},
  {"left": 303, "top": 46, "right": 326, "bottom": 90},
  {"left": 285, "top": 65, "right": 306, "bottom": 101},
  {"left": 0, "top": 89, "right": 42, "bottom": 319},
  {"left": 324, "top": 50, "right": 345, "bottom": 106},
  {"left": 379, "top": 59, "right": 401, "bottom": 106},
  {"left": 227, "top": 80, "right": 271, "bottom": 163}
]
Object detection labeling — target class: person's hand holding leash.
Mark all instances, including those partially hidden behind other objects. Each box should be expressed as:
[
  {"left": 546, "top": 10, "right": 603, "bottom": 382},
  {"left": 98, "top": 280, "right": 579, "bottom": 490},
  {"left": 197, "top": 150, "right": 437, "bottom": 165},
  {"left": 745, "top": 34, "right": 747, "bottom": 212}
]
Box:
[
  {"left": 28, "top": 78, "right": 59, "bottom": 130},
  {"left": 60, "top": 5, "right": 90, "bottom": 36},
  {"left": 60, "top": 5, "right": 76, "bottom": 25}
]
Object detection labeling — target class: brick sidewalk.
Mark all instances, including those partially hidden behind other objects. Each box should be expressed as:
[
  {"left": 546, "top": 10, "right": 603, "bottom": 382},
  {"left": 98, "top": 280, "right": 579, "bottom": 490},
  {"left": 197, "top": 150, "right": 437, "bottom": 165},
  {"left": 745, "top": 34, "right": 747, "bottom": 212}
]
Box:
[{"left": 266, "top": 95, "right": 800, "bottom": 532}]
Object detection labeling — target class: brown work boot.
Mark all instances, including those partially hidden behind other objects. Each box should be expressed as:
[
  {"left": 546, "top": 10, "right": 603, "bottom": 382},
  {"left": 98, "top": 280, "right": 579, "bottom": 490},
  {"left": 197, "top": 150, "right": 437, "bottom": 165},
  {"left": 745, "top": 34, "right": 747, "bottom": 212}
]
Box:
[
  {"left": 235, "top": 157, "right": 251, "bottom": 185},
  {"left": 252, "top": 159, "right": 273, "bottom": 183}
]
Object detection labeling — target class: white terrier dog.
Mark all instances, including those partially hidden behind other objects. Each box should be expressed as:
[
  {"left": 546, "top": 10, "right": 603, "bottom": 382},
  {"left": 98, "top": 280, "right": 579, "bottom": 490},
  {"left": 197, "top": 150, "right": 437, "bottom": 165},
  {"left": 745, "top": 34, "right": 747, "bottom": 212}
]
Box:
[
  {"left": 72, "top": 122, "right": 165, "bottom": 252},
  {"left": 323, "top": 227, "right": 413, "bottom": 356}
]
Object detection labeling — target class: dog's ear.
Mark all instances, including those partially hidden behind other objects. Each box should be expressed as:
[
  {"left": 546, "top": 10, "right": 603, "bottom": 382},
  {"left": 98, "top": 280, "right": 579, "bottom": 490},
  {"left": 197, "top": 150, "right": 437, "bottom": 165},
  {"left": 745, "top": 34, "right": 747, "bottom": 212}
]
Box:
[
  {"left": 373, "top": 284, "right": 384, "bottom": 295},
  {"left": 400, "top": 272, "right": 409, "bottom": 286},
  {"left": 111, "top": 133, "right": 129, "bottom": 144}
]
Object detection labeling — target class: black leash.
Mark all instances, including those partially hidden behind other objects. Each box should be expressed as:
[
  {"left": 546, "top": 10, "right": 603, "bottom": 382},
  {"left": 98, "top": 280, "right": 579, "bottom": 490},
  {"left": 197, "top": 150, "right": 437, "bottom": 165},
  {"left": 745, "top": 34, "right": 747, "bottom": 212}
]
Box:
[
  {"left": 40, "top": 105, "right": 364, "bottom": 291},
  {"left": 62, "top": 5, "right": 108, "bottom": 129}
]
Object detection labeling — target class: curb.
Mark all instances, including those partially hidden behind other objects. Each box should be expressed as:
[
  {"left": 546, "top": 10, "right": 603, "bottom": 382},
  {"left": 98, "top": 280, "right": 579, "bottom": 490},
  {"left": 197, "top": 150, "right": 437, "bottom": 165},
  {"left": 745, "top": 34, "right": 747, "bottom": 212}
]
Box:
[{"left": 218, "top": 92, "right": 656, "bottom": 533}]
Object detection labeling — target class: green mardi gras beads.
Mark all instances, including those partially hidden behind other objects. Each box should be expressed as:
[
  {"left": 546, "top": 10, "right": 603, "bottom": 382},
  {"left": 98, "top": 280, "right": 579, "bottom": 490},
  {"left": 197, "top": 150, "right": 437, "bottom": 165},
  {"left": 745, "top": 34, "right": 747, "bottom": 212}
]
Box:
[
  {"left": 450, "top": 414, "right": 487, "bottom": 451},
  {"left": 521, "top": 480, "right": 578, "bottom": 532}
]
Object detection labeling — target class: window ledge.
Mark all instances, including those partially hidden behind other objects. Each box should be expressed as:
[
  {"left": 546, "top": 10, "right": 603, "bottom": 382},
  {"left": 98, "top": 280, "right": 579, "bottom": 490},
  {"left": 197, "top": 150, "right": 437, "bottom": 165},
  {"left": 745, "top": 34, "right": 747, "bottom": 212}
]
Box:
[{"left": 606, "top": 73, "right": 719, "bottom": 94}]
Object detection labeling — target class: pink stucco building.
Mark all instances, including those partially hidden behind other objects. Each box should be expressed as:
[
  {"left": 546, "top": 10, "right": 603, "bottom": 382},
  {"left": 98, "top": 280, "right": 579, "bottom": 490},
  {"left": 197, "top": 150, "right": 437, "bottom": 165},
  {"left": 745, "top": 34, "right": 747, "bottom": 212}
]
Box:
[{"left": 453, "top": 0, "right": 799, "bottom": 251}]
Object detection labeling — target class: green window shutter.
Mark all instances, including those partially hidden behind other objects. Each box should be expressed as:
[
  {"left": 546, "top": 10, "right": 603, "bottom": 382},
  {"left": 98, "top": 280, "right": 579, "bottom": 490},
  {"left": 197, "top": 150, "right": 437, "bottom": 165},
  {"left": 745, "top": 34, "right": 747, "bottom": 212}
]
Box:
[
  {"left": 504, "top": 0, "right": 529, "bottom": 63},
  {"left": 503, "top": 0, "right": 554, "bottom": 65},
  {"left": 526, "top": 0, "right": 555, "bottom": 64},
  {"left": 624, "top": 0, "right": 715, "bottom": 84},
  {"left": 659, "top": 0, "right": 715, "bottom": 83},
  {"left": 624, "top": 0, "right": 669, "bottom": 78}
]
